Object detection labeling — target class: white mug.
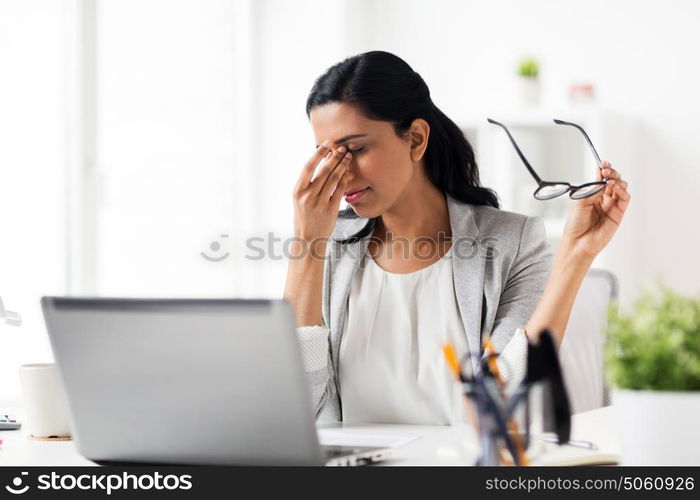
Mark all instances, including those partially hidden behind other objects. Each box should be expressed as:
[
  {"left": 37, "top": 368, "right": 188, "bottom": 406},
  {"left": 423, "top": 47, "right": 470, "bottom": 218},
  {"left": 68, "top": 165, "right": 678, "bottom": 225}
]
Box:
[{"left": 18, "top": 363, "right": 72, "bottom": 439}]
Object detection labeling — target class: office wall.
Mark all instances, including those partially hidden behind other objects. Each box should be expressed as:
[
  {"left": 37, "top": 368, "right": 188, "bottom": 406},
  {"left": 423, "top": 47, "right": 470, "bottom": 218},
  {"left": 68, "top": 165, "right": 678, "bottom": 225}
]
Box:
[
  {"left": 252, "top": 0, "right": 700, "bottom": 304},
  {"left": 0, "top": 0, "right": 66, "bottom": 403},
  {"left": 337, "top": 0, "right": 700, "bottom": 302},
  {"left": 0, "top": 0, "right": 355, "bottom": 404},
  {"left": 1, "top": 0, "right": 698, "bottom": 404},
  {"left": 83, "top": 0, "right": 353, "bottom": 298}
]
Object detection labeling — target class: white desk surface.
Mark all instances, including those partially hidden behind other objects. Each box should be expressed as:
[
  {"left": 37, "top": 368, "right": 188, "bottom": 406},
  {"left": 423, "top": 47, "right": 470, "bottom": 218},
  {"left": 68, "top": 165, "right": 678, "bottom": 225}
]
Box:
[{"left": 0, "top": 406, "right": 619, "bottom": 466}]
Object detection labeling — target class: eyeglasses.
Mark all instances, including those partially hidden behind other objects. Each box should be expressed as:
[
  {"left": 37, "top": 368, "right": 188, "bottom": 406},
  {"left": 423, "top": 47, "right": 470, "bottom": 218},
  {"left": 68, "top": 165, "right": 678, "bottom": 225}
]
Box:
[{"left": 487, "top": 118, "right": 607, "bottom": 200}]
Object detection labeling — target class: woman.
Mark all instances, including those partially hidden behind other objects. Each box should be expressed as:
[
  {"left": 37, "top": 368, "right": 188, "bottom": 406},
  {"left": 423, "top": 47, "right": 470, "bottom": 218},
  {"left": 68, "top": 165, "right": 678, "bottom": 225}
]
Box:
[{"left": 284, "top": 51, "right": 630, "bottom": 425}]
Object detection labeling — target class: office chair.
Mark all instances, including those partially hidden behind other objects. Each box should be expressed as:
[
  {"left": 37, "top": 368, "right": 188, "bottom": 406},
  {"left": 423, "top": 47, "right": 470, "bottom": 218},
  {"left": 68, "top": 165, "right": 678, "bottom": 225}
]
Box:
[{"left": 558, "top": 269, "right": 618, "bottom": 414}]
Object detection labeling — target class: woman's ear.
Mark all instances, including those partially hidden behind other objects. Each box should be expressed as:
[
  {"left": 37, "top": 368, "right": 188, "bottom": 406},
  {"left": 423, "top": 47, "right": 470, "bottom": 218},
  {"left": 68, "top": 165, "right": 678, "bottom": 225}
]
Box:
[{"left": 409, "top": 118, "right": 430, "bottom": 162}]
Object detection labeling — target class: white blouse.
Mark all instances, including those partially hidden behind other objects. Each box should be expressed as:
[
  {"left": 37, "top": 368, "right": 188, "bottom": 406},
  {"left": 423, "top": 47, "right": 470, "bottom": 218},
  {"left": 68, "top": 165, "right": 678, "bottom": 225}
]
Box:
[
  {"left": 338, "top": 245, "right": 471, "bottom": 425},
  {"left": 294, "top": 250, "right": 530, "bottom": 427}
]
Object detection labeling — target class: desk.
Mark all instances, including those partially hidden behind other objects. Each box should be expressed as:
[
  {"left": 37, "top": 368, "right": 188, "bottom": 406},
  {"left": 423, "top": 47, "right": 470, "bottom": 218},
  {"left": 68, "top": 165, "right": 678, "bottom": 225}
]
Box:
[{"left": 0, "top": 406, "right": 619, "bottom": 466}]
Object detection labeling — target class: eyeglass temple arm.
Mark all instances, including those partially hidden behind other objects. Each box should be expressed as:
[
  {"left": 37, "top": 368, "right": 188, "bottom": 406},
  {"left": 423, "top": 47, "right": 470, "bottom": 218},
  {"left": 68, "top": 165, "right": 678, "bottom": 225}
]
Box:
[
  {"left": 552, "top": 119, "right": 603, "bottom": 168},
  {"left": 486, "top": 118, "right": 542, "bottom": 184}
]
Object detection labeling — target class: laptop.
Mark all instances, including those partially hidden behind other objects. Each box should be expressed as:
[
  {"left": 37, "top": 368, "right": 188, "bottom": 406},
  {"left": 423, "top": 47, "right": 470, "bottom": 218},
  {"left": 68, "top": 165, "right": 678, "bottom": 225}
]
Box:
[{"left": 41, "top": 297, "right": 393, "bottom": 466}]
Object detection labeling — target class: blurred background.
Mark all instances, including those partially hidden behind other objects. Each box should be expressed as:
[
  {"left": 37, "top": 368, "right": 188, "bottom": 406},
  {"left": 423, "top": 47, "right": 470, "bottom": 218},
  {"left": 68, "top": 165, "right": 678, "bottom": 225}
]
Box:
[{"left": 1, "top": 0, "right": 698, "bottom": 403}]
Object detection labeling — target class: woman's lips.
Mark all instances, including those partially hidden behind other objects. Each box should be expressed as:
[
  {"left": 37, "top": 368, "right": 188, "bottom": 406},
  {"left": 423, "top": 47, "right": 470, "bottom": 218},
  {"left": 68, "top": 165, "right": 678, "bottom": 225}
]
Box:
[{"left": 344, "top": 187, "right": 370, "bottom": 203}]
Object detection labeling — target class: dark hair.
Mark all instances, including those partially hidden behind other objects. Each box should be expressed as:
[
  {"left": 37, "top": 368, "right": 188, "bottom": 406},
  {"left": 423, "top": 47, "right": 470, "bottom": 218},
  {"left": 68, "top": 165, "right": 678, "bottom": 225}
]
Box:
[{"left": 305, "top": 51, "right": 499, "bottom": 243}]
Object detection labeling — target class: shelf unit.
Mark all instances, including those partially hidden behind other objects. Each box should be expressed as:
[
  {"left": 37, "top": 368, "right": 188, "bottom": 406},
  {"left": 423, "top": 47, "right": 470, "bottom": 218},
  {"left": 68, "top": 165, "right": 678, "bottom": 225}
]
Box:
[{"left": 460, "top": 105, "right": 640, "bottom": 304}]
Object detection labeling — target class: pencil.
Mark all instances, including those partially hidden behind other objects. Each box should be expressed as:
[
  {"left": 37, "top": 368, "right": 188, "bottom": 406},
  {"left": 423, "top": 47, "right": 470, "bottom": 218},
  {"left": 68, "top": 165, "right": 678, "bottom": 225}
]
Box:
[{"left": 443, "top": 343, "right": 461, "bottom": 381}]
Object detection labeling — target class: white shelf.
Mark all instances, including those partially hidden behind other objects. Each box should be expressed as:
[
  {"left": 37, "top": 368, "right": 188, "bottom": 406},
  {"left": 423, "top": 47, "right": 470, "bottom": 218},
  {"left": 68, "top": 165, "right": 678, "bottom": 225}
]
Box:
[
  {"left": 460, "top": 105, "right": 641, "bottom": 304},
  {"left": 460, "top": 103, "right": 604, "bottom": 129}
]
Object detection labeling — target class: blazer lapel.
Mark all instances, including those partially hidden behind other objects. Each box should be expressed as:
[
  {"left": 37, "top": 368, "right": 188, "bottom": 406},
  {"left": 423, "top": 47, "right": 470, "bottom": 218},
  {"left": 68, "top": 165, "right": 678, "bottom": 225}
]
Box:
[
  {"left": 446, "top": 194, "right": 486, "bottom": 374},
  {"left": 327, "top": 221, "right": 371, "bottom": 393}
]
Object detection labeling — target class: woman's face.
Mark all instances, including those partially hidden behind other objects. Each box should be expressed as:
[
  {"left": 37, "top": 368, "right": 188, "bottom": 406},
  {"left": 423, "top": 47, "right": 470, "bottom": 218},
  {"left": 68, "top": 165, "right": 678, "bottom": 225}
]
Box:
[{"left": 309, "top": 102, "right": 420, "bottom": 219}]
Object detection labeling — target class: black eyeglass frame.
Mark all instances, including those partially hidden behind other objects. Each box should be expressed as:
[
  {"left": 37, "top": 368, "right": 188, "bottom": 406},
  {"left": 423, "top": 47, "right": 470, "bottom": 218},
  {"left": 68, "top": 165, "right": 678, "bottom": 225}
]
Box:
[{"left": 487, "top": 118, "right": 607, "bottom": 200}]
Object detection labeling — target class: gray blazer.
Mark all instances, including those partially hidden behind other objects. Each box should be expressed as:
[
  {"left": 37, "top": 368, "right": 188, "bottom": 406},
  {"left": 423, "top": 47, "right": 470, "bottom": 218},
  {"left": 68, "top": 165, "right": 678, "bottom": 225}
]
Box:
[{"left": 306, "top": 192, "right": 553, "bottom": 422}]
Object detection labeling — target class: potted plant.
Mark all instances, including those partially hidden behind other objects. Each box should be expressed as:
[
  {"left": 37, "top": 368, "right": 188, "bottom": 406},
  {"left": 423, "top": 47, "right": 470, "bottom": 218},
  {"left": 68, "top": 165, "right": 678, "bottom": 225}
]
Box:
[
  {"left": 605, "top": 285, "right": 700, "bottom": 465},
  {"left": 516, "top": 58, "right": 540, "bottom": 107}
]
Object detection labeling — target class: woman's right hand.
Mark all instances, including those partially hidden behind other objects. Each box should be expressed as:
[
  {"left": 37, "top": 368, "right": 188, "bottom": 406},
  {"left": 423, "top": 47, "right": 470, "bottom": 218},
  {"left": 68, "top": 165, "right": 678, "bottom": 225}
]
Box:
[{"left": 292, "top": 141, "right": 352, "bottom": 242}]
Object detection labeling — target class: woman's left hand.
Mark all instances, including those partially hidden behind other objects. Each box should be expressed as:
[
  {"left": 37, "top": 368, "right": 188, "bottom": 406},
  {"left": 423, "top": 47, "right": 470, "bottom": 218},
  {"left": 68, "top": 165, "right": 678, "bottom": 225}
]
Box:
[{"left": 561, "top": 161, "right": 631, "bottom": 260}]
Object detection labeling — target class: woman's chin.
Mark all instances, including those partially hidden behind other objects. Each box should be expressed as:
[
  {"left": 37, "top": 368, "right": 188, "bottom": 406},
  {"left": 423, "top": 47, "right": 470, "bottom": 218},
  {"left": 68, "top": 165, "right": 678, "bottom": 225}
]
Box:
[{"left": 347, "top": 204, "right": 379, "bottom": 219}]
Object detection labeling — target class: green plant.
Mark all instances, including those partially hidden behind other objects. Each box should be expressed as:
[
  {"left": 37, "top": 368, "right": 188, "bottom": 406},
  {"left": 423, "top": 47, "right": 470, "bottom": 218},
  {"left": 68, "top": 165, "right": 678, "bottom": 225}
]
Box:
[
  {"left": 605, "top": 285, "right": 700, "bottom": 391},
  {"left": 517, "top": 58, "right": 539, "bottom": 79}
]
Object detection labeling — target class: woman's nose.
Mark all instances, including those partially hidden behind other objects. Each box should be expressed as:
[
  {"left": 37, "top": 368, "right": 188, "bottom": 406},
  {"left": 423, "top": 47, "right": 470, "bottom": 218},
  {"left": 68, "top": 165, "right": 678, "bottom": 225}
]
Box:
[{"left": 344, "top": 161, "right": 356, "bottom": 181}]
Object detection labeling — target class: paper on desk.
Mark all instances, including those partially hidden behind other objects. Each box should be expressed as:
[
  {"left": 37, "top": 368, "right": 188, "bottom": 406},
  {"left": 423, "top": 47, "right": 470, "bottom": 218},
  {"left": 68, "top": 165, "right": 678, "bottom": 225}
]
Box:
[
  {"left": 533, "top": 441, "right": 619, "bottom": 466},
  {"left": 317, "top": 429, "right": 418, "bottom": 449}
]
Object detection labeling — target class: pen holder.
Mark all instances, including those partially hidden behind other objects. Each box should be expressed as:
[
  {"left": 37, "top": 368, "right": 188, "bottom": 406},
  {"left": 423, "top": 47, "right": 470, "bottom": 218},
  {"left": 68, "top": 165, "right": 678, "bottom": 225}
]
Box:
[
  {"left": 463, "top": 375, "right": 534, "bottom": 466},
  {"left": 462, "top": 329, "right": 571, "bottom": 466}
]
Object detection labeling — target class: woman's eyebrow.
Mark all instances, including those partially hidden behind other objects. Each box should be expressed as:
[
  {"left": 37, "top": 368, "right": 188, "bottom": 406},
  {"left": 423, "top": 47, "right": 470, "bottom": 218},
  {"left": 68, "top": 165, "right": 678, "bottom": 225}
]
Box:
[{"left": 315, "top": 134, "right": 368, "bottom": 148}]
